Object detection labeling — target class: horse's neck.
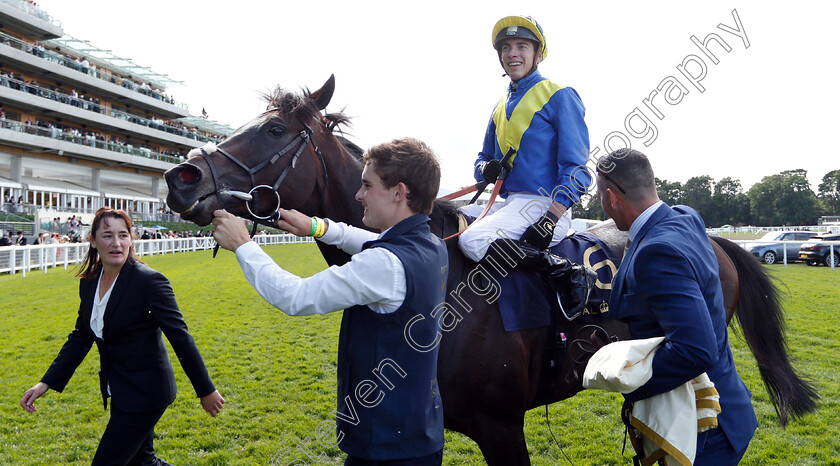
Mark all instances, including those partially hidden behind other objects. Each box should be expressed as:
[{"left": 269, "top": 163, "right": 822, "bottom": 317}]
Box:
[
  {"left": 317, "top": 138, "right": 366, "bottom": 230},
  {"left": 312, "top": 136, "right": 369, "bottom": 268}
]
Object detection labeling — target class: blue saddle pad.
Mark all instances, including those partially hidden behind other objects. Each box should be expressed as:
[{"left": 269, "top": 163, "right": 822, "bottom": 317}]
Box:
[{"left": 497, "top": 231, "right": 619, "bottom": 332}]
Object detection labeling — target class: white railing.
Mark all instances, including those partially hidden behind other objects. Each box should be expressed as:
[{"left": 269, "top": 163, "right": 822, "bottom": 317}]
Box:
[
  {"left": 730, "top": 239, "right": 839, "bottom": 270},
  {"left": 0, "top": 234, "right": 314, "bottom": 276},
  {"left": 4, "top": 235, "right": 833, "bottom": 276},
  {"left": 707, "top": 225, "right": 828, "bottom": 235}
]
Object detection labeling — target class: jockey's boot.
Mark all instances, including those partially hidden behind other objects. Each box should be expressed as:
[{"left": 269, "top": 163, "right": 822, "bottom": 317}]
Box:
[
  {"left": 545, "top": 254, "right": 598, "bottom": 320},
  {"left": 482, "top": 238, "right": 597, "bottom": 320},
  {"left": 482, "top": 238, "right": 547, "bottom": 272}
]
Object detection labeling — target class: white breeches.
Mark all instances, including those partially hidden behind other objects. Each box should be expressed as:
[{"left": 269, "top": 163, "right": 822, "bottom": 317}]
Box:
[{"left": 458, "top": 192, "right": 572, "bottom": 262}]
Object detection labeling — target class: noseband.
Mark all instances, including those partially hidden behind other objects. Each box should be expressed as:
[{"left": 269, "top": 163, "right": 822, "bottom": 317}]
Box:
[{"left": 198, "top": 117, "right": 329, "bottom": 227}]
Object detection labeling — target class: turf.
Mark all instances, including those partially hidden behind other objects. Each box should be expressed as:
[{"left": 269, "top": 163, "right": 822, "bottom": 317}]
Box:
[{"left": 0, "top": 245, "right": 837, "bottom": 465}]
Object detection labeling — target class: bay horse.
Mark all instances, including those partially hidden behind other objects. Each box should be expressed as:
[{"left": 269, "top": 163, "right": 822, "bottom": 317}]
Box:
[{"left": 164, "top": 76, "right": 818, "bottom": 465}]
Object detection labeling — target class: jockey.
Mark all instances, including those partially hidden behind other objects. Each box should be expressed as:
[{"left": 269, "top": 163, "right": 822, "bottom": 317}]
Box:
[{"left": 459, "top": 15, "right": 595, "bottom": 314}]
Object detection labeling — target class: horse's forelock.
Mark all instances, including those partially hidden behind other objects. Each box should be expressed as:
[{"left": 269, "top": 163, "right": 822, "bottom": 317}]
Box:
[
  {"left": 262, "top": 85, "right": 352, "bottom": 134},
  {"left": 262, "top": 87, "right": 317, "bottom": 120}
]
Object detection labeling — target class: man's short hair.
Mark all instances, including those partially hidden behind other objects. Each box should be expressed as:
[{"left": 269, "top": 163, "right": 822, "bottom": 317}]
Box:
[
  {"left": 596, "top": 148, "right": 656, "bottom": 202},
  {"left": 363, "top": 137, "right": 441, "bottom": 214}
]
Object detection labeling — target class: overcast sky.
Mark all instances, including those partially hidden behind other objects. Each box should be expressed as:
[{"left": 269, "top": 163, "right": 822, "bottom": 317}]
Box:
[{"left": 34, "top": 1, "right": 839, "bottom": 195}]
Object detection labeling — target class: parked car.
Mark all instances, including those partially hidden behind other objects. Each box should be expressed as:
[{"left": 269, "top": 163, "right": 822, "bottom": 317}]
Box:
[
  {"left": 798, "top": 233, "right": 840, "bottom": 267},
  {"left": 745, "top": 231, "right": 818, "bottom": 265}
]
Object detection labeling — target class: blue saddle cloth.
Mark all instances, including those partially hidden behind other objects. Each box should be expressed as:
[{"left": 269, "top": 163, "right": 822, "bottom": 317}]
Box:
[{"left": 497, "top": 231, "right": 619, "bottom": 332}]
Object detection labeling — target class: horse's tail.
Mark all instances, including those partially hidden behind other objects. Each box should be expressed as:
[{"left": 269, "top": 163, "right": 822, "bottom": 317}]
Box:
[{"left": 710, "top": 236, "right": 819, "bottom": 426}]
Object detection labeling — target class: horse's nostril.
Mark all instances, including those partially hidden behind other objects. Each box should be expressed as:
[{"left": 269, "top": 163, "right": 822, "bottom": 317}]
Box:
[{"left": 179, "top": 168, "right": 198, "bottom": 184}]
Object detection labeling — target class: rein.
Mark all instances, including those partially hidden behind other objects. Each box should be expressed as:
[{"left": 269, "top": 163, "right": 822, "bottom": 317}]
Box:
[
  {"left": 441, "top": 181, "right": 504, "bottom": 241},
  {"left": 439, "top": 148, "right": 516, "bottom": 241}
]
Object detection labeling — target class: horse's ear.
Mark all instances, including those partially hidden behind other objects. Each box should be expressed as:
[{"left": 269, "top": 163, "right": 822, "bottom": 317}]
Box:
[{"left": 310, "top": 75, "right": 335, "bottom": 111}]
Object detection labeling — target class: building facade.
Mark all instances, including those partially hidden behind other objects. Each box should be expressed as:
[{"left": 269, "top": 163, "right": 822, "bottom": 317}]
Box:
[{"left": 0, "top": 0, "right": 232, "bottom": 223}]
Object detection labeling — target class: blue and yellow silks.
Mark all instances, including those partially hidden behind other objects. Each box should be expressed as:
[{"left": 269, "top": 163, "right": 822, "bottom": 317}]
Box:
[{"left": 474, "top": 71, "right": 591, "bottom": 208}]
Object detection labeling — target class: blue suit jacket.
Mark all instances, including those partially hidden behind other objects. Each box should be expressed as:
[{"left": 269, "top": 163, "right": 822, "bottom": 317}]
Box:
[{"left": 609, "top": 204, "right": 757, "bottom": 453}]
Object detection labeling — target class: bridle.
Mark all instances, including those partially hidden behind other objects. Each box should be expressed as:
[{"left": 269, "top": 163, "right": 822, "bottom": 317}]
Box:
[{"left": 198, "top": 111, "right": 329, "bottom": 228}]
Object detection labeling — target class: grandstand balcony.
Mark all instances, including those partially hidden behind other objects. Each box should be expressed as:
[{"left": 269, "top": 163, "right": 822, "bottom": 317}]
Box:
[
  {"left": 0, "top": 77, "right": 207, "bottom": 150},
  {"left": 0, "top": 119, "right": 178, "bottom": 171},
  {"left": 0, "top": 0, "right": 63, "bottom": 41},
  {"left": 0, "top": 31, "right": 188, "bottom": 118}
]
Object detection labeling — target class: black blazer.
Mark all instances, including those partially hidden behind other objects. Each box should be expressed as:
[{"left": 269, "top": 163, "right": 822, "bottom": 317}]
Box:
[{"left": 41, "top": 257, "right": 215, "bottom": 413}]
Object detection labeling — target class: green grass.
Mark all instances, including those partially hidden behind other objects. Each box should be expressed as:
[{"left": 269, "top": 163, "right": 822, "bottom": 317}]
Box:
[{"left": 1, "top": 246, "right": 838, "bottom": 464}]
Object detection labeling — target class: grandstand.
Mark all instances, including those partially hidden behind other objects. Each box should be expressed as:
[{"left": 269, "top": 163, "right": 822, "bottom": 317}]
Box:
[{"left": 0, "top": 0, "right": 233, "bottom": 242}]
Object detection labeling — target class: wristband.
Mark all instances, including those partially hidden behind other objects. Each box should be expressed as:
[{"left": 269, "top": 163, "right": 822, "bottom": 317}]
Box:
[
  {"left": 314, "top": 218, "right": 326, "bottom": 238},
  {"left": 310, "top": 217, "right": 317, "bottom": 237}
]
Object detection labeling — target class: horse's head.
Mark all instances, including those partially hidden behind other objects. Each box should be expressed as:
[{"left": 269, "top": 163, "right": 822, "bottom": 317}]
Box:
[{"left": 165, "top": 75, "right": 353, "bottom": 226}]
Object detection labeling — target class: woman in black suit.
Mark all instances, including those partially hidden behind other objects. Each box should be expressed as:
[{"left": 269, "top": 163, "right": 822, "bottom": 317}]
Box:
[{"left": 21, "top": 207, "right": 224, "bottom": 465}]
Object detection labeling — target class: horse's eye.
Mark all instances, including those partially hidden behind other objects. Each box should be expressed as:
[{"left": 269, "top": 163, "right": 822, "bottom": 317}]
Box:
[{"left": 269, "top": 126, "right": 284, "bottom": 137}]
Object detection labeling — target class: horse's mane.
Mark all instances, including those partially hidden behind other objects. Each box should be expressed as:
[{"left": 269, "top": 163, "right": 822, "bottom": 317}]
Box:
[
  {"left": 430, "top": 199, "right": 463, "bottom": 239},
  {"left": 337, "top": 135, "right": 364, "bottom": 162}
]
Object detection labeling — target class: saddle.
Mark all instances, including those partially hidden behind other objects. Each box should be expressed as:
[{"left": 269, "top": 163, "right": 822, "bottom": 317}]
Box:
[{"left": 492, "top": 231, "right": 618, "bottom": 333}]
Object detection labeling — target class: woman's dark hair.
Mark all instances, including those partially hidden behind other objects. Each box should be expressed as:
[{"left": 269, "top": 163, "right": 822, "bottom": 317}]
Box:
[{"left": 75, "top": 207, "right": 142, "bottom": 279}]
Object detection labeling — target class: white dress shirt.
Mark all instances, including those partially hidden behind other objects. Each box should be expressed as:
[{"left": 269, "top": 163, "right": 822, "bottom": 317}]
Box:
[
  {"left": 235, "top": 220, "right": 406, "bottom": 316},
  {"left": 91, "top": 271, "right": 119, "bottom": 339},
  {"left": 628, "top": 200, "right": 665, "bottom": 244}
]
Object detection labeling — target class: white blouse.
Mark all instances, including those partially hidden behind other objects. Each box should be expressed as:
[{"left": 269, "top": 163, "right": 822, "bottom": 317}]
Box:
[{"left": 90, "top": 271, "right": 119, "bottom": 339}]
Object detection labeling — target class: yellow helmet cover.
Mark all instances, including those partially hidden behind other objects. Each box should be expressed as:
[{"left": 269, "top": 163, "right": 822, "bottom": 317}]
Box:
[{"left": 492, "top": 16, "right": 548, "bottom": 60}]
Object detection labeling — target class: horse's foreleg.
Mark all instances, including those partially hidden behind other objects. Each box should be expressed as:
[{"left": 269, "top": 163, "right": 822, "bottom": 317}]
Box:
[{"left": 472, "top": 413, "right": 531, "bottom": 466}]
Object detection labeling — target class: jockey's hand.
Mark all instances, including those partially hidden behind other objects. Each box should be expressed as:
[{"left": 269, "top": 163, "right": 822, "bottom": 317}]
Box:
[
  {"left": 480, "top": 159, "right": 503, "bottom": 183},
  {"left": 520, "top": 211, "right": 560, "bottom": 250}
]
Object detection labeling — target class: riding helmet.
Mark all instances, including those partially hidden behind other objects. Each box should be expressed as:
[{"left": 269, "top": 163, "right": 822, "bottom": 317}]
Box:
[{"left": 492, "top": 15, "right": 548, "bottom": 60}]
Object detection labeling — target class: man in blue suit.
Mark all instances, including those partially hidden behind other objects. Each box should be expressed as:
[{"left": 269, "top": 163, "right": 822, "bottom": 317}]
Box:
[{"left": 596, "top": 148, "right": 757, "bottom": 464}]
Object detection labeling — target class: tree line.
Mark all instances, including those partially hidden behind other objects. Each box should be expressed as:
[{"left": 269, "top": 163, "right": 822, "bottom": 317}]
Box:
[{"left": 575, "top": 168, "right": 840, "bottom": 227}]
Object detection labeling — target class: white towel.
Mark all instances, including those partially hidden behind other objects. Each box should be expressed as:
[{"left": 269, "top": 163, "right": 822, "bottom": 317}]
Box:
[{"left": 582, "top": 337, "right": 720, "bottom": 466}]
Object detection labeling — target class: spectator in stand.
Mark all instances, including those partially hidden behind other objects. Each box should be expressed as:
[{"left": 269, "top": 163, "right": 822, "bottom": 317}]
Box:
[
  {"left": 0, "top": 232, "right": 11, "bottom": 247},
  {"left": 16, "top": 231, "right": 27, "bottom": 246}
]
